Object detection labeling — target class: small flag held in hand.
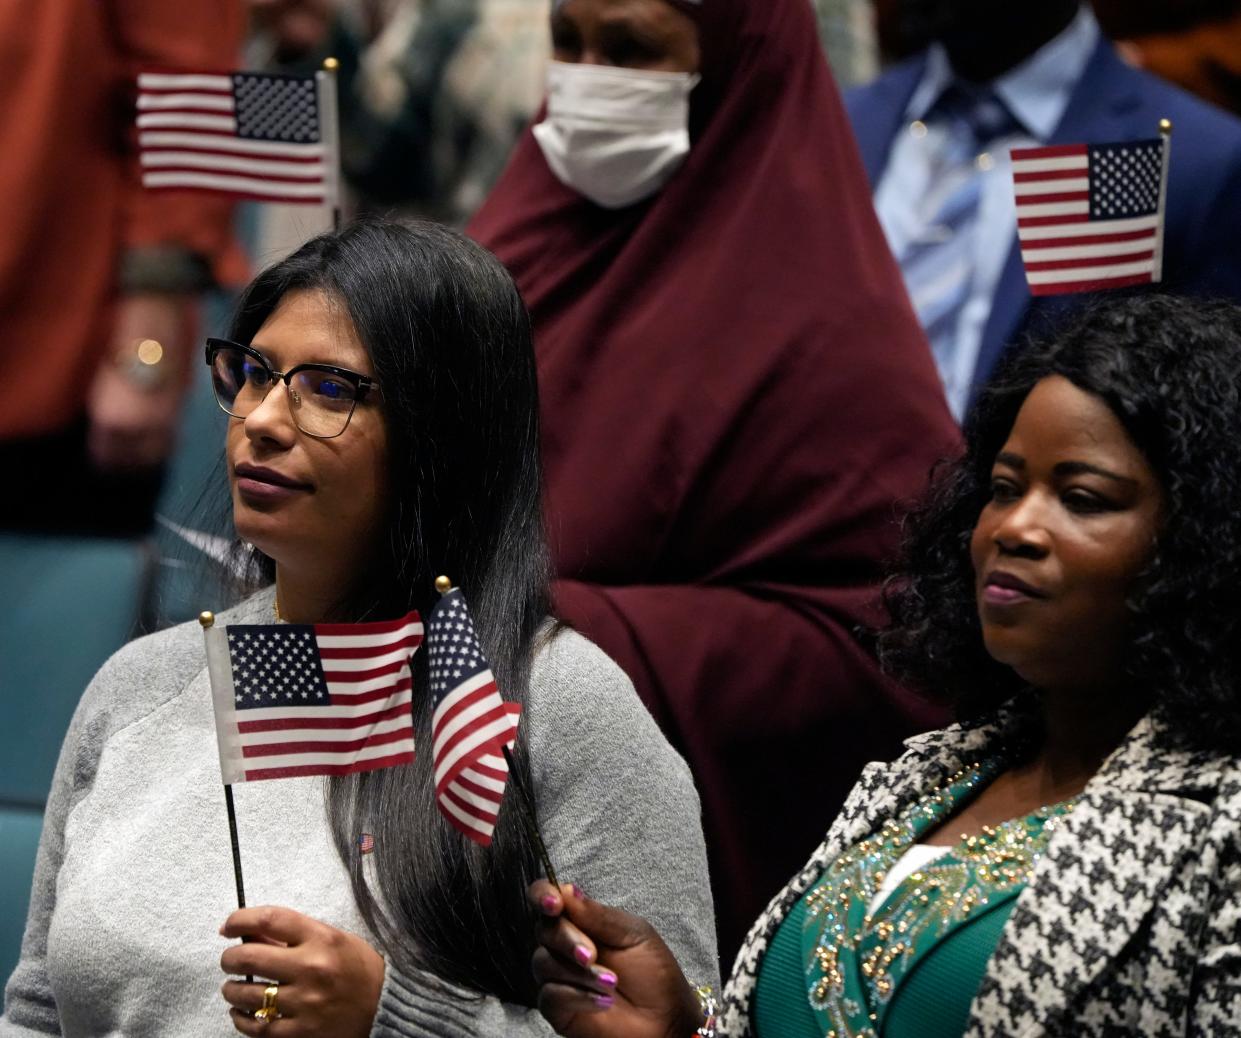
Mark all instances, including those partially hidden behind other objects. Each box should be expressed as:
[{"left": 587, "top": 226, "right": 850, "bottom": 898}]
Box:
[
  {"left": 136, "top": 69, "right": 337, "bottom": 204},
  {"left": 427, "top": 587, "right": 521, "bottom": 845},
  {"left": 1013, "top": 132, "right": 1169, "bottom": 296},
  {"left": 204, "top": 612, "right": 423, "bottom": 783}
]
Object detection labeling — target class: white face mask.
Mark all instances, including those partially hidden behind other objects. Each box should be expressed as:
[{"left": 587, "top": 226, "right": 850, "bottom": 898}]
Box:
[{"left": 532, "top": 61, "right": 699, "bottom": 209}]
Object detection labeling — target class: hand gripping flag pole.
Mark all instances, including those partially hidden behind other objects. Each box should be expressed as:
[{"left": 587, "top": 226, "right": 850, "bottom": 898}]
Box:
[{"left": 200, "top": 605, "right": 424, "bottom": 979}]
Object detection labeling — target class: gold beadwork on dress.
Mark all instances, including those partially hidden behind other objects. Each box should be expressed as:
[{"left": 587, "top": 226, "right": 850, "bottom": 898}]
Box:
[{"left": 801, "top": 758, "right": 1076, "bottom": 1037}]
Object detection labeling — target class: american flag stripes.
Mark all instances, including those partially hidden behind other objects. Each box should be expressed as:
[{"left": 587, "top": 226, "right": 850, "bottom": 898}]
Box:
[
  {"left": 1012, "top": 136, "right": 1169, "bottom": 296},
  {"left": 426, "top": 589, "right": 521, "bottom": 845},
  {"left": 136, "top": 70, "right": 337, "bottom": 204},
  {"left": 204, "top": 612, "right": 423, "bottom": 783}
]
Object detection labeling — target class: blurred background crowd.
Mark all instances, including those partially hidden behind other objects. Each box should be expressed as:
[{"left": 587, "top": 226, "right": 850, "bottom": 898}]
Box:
[{"left": 3, "top": 0, "right": 1241, "bottom": 987}]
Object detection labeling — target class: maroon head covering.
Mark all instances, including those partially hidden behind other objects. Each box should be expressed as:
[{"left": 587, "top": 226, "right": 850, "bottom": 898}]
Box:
[{"left": 469, "top": 0, "right": 959, "bottom": 959}]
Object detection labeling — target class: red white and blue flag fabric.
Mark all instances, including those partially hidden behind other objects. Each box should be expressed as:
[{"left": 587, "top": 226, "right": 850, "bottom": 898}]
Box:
[
  {"left": 1012, "top": 137, "right": 1168, "bottom": 296},
  {"left": 135, "top": 70, "right": 334, "bottom": 203},
  {"left": 204, "top": 612, "right": 423, "bottom": 783},
  {"left": 426, "top": 588, "right": 521, "bottom": 845}
]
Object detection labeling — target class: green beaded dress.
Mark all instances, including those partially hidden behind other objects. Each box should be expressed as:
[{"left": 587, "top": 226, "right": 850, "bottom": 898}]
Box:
[{"left": 752, "top": 759, "right": 1075, "bottom": 1037}]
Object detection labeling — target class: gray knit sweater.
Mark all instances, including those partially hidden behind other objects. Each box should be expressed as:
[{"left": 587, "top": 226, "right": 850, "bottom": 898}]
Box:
[{"left": 2, "top": 588, "right": 718, "bottom": 1036}]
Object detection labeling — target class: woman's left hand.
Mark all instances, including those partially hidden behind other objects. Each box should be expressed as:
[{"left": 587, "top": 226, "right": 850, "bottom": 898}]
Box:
[{"left": 219, "top": 905, "right": 385, "bottom": 1037}]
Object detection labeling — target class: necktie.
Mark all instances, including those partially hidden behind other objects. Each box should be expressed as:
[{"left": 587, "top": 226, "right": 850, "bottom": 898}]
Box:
[{"left": 898, "top": 86, "right": 1019, "bottom": 402}]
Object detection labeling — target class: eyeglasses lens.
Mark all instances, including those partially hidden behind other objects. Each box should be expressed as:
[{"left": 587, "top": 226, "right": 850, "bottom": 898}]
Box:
[
  {"left": 210, "top": 347, "right": 357, "bottom": 438},
  {"left": 289, "top": 369, "right": 357, "bottom": 437},
  {"left": 210, "top": 347, "right": 267, "bottom": 414}
]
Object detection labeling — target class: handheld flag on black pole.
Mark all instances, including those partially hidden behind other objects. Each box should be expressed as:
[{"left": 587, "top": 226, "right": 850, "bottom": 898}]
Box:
[
  {"left": 200, "top": 603, "right": 424, "bottom": 980},
  {"left": 1012, "top": 119, "right": 1172, "bottom": 296},
  {"left": 429, "top": 578, "right": 560, "bottom": 879},
  {"left": 199, "top": 611, "right": 251, "bottom": 983},
  {"left": 202, "top": 610, "right": 423, "bottom": 783},
  {"left": 426, "top": 576, "right": 556, "bottom": 880},
  {"left": 426, "top": 576, "right": 522, "bottom": 846},
  {"left": 135, "top": 61, "right": 342, "bottom": 219}
]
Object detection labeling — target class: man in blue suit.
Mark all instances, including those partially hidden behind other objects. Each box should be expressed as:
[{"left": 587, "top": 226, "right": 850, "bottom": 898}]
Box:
[{"left": 846, "top": 0, "right": 1241, "bottom": 418}]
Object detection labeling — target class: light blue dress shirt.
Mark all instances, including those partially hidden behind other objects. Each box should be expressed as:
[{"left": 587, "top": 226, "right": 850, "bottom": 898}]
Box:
[{"left": 874, "top": 7, "right": 1100, "bottom": 419}]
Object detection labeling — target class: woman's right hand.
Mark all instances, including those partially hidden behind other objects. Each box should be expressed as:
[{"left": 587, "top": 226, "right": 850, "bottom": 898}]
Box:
[{"left": 529, "top": 881, "right": 705, "bottom": 1038}]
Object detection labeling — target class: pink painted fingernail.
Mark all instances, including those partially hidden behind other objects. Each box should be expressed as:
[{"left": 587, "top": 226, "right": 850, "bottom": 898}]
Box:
[
  {"left": 541, "top": 895, "right": 558, "bottom": 914},
  {"left": 571, "top": 884, "right": 586, "bottom": 899},
  {"left": 595, "top": 969, "right": 617, "bottom": 988},
  {"left": 574, "top": 944, "right": 592, "bottom": 966},
  {"left": 593, "top": 994, "right": 614, "bottom": 1009}
]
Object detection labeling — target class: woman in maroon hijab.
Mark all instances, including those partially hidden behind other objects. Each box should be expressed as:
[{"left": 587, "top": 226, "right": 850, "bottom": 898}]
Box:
[{"left": 468, "top": 0, "right": 957, "bottom": 959}]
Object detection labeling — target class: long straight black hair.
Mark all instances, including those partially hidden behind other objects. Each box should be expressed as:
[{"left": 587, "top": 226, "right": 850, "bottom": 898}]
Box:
[{"left": 228, "top": 219, "right": 549, "bottom": 1002}]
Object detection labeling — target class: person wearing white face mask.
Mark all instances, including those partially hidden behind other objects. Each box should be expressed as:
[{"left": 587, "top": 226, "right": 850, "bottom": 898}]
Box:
[
  {"left": 532, "top": 0, "right": 701, "bottom": 208},
  {"left": 468, "top": 0, "right": 958, "bottom": 967},
  {"left": 533, "top": 61, "right": 699, "bottom": 208}
]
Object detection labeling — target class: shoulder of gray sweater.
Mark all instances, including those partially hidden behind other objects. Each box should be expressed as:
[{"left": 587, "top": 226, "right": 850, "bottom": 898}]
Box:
[
  {"left": 524, "top": 626, "right": 694, "bottom": 788},
  {"left": 67, "top": 588, "right": 276, "bottom": 784}
]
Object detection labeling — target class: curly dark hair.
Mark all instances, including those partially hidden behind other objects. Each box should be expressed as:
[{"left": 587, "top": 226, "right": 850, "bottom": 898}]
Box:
[{"left": 879, "top": 294, "right": 1241, "bottom": 751}]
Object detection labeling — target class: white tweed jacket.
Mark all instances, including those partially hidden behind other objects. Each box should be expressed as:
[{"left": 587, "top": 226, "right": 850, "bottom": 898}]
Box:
[{"left": 719, "top": 700, "right": 1241, "bottom": 1037}]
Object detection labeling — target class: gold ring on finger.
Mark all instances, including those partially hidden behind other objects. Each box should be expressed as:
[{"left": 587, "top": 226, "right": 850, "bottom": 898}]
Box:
[{"left": 253, "top": 983, "right": 280, "bottom": 1025}]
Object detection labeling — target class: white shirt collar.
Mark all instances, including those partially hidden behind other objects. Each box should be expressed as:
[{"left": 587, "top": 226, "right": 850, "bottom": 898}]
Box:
[{"left": 906, "top": 6, "right": 1101, "bottom": 142}]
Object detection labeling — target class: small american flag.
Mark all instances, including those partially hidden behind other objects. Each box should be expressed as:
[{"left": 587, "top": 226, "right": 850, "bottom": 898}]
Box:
[
  {"left": 136, "top": 70, "right": 335, "bottom": 204},
  {"left": 427, "top": 589, "right": 521, "bottom": 845},
  {"left": 1013, "top": 136, "right": 1169, "bottom": 296},
  {"left": 204, "top": 612, "right": 423, "bottom": 783}
]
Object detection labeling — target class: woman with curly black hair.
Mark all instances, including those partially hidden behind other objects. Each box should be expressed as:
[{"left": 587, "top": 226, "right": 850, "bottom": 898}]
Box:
[{"left": 524, "top": 293, "right": 1241, "bottom": 1037}]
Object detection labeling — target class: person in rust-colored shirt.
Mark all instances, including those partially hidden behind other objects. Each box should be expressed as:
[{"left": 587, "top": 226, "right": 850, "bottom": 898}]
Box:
[{"left": 0, "top": 0, "right": 246, "bottom": 535}]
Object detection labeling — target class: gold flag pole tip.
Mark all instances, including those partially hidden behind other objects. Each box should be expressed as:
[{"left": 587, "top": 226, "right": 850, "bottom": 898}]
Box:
[
  {"left": 199, "top": 612, "right": 216, "bottom": 629},
  {"left": 323, "top": 57, "right": 340, "bottom": 72},
  {"left": 1159, "top": 118, "right": 1172, "bottom": 135},
  {"left": 434, "top": 575, "right": 453, "bottom": 594}
]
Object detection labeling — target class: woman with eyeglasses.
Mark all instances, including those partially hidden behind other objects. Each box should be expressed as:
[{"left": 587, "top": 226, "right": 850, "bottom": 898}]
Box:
[{"left": 1, "top": 219, "right": 717, "bottom": 1037}]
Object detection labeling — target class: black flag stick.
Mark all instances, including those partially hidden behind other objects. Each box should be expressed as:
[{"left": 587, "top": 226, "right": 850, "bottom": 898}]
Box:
[
  {"left": 501, "top": 742, "right": 559, "bottom": 888},
  {"left": 202, "top": 611, "right": 255, "bottom": 984},
  {"left": 223, "top": 784, "right": 247, "bottom": 911},
  {"left": 222, "top": 784, "right": 255, "bottom": 984}
]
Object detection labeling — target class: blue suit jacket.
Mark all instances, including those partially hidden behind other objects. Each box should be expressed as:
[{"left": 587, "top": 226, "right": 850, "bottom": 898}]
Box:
[{"left": 847, "top": 39, "right": 1241, "bottom": 396}]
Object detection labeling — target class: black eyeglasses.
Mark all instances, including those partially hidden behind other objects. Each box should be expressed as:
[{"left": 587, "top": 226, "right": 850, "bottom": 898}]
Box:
[{"left": 205, "top": 338, "right": 381, "bottom": 439}]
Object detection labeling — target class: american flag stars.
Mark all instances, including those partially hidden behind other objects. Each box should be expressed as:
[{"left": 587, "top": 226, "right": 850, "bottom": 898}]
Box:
[
  {"left": 427, "top": 605, "right": 487, "bottom": 691},
  {"left": 227, "top": 627, "right": 328, "bottom": 707},
  {"left": 426, "top": 589, "right": 521, "bottom": 845},
  {"left": 1088, "top": 143, "right": 1162, "bottom": 219},
  {"left": 207, "top": 613, "right": 424, "bottom": 783},
  {"left": 136, "top": 70, "right": 332, "bottom": 203},
  {"left": 1013, "top": 135, "right": 1168, "bottom": 296}
]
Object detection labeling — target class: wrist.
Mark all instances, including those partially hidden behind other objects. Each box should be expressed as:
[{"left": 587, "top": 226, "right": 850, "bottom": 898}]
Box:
[
  {"left": 118, "top": 247, "right": 212, "bottom": 294},
  {"left": 681, "top": 983, "right": 716, "bottom": 1037},
  {"left": 111, "top": 336, "right": 176, "bottom": 391}
]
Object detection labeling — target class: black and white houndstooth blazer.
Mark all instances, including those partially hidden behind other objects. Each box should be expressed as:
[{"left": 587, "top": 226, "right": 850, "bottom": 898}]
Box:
[{"left": 719, "top": 702, "right": 1241, "bottom": 1036}]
